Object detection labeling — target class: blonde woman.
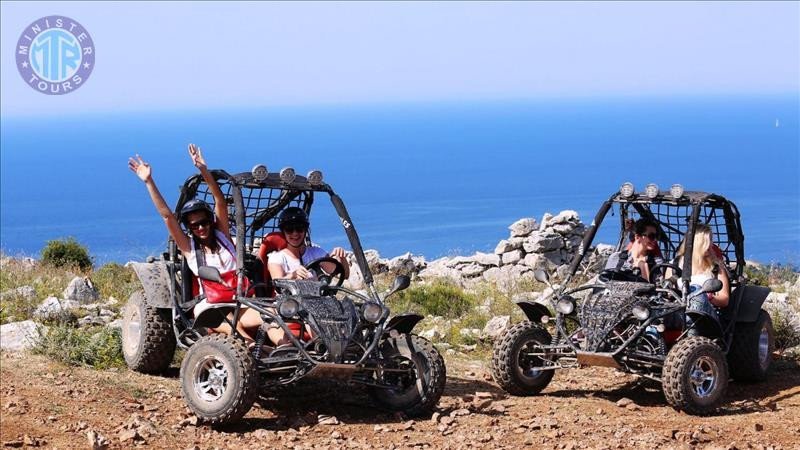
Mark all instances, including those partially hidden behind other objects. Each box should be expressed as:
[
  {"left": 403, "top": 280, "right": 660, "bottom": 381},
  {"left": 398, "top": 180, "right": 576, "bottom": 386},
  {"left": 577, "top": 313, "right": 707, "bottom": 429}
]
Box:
[{"left": 674, "top": 224, "right": 730, "bottom": 308}]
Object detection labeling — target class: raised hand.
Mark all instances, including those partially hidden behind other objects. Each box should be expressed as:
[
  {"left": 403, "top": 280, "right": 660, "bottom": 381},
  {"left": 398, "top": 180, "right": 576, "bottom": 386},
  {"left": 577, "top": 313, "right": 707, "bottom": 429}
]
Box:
[
  {"left": 128, "top": 154, "right": 152, "bottom": 182},
  {"left": 188, "top": 143, "right": 206, "bottom": 170}
]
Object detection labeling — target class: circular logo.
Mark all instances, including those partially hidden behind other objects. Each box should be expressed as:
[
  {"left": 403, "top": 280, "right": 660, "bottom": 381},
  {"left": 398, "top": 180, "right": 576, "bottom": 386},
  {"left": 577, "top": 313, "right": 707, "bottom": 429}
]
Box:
[{"left": 16, "top": 16, "right": 95, "bottom": 95}]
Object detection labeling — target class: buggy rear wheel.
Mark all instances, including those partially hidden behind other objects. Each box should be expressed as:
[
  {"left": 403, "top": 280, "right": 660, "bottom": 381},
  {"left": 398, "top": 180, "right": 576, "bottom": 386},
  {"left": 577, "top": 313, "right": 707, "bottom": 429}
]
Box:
[
  {"left": 122, "top": 290, "right": 176, "bottom": 373},
  {"left": 491, "top": 321, "right": 555, "bottom": 396},
  {"left": 662, "top": 336, "right": 728, "bottom": 415},
  {"left": 368, "top": 335, "right": 446, "bottom": 417},
  {"left": 727, "top": 310, "right": 774, "bottom": 382},
  {"left": 180, "top": 334, "right": 258, "bottom": 425}
]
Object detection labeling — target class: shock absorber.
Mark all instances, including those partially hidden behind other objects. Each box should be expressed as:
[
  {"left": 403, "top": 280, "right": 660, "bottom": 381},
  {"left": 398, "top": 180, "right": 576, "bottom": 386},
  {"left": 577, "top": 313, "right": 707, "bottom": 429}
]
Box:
[{"left": 252, "top": 324, "right": 268, "bottom": 360}]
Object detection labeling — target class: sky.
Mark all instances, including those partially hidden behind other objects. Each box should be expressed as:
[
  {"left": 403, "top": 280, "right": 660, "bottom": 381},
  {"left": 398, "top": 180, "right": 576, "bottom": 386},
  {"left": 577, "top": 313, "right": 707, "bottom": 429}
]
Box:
[{"left": 1, "top": 1, "right": 798, "bottom": 117}]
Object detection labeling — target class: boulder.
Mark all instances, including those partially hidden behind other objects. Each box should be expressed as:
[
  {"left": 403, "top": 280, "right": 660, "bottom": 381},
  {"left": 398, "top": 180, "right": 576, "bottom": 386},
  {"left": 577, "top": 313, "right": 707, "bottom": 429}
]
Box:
[
  {"left": 473, "top": 252, "right": 500, "bottom": 267},
  {"left": 483, "top": 316, "right": 511, "bottom": 339},
  {"left": 459, "top": 263, "right": 486, "bottom": 278},
  {"left": 551, "top": 223, "right": 577, "bottom": 235},
  {"left": 500, "top": 250, "right": 523, "bottom": 265},
  {"left": 445, "top": 256, "right": 476, "bottom": 268},
  {"left": 509, "top": 218, "right": 538, "bottom": 238},
  {"left": 539, "top": 213, "right": 553, "bottom": 231},
  {"left": 0, "top": 285, "right": 36, "bottom": 302},
  {"left": 386, "top": 252, "right": 426, "bottom": 276},
  {"left": 523, "top": 232, "right": 563, "bottom": 253},
  {"left": 63, "top": 277, "right": 100, "bottom": 304},
  {"left": 522, "top": 253, "right": 550, "bottom": 271},
  {"left": 549, "top": 210, "right": 580, "bottom": 225},
  {"left": 494, "top": 240, "right": 513, "bottom": 255},
  {"left": 0, "top": 320, "right": 42, "bottom": 351},
  {"left": 33, "top": 297, "right": 65, "bottom": 321}
]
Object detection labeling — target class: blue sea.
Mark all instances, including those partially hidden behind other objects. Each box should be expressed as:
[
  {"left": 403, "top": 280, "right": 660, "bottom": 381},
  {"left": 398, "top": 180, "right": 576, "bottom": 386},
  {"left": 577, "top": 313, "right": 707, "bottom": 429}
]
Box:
[{"left": 2, "top": 96, "right": 799, "bottom": 266}]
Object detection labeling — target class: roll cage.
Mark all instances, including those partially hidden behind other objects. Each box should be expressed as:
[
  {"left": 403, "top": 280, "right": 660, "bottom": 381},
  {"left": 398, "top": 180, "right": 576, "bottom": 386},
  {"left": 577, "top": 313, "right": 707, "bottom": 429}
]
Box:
[
  {"left": 567, "top": 190, "right": 745, "bottom": 295},
  {"left": 164, "top": 169, "right": 380, "bottom": 336}
]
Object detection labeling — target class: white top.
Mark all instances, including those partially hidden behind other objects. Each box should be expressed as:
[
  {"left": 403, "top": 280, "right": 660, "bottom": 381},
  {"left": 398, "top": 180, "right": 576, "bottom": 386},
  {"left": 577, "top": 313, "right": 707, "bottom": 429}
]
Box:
[
  {"left": 690, "top": 271, "right": 714, "bottom": 287},
  {"left": 268, "top": 245, "right": 328, "bottom": 278},
  {"left": 185, "top": 230, "right": 237, "bottom": 275}
]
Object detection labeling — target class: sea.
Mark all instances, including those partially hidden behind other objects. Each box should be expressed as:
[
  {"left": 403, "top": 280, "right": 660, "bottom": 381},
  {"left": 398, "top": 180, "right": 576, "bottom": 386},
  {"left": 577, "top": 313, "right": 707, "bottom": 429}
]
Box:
[{"left": 2, "top": 95, "right": 798, "bottom": 266}]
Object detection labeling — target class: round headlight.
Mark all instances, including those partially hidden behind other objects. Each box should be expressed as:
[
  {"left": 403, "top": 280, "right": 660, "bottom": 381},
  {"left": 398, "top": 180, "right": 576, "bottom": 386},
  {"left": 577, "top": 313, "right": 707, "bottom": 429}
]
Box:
[
  {"left": 278, "top": 298, "right": 299, "bottom": 318},
  {"left": 670, "top": 183, "right": 684, "bottom": 199},
  {"left": 362, "top": 302, "right": 383, "bottom": 323},
  {"left": 620, "top": 182, "right": 635, "bottom": 198},
  {"left": 556, "top": 297, "right": 575, "bottom": 315},
  {"left": 307, "top": 170, "right": 323, "bottom": 186},
  {"left": 279, "top": 167, "right": 296, "bottom": 184},
  {"left": 645, "top": 183, "right": 659, "bottom": 199},
  {"left": 632, "top": 304, "right": 650, "bottom": 321},
  {"left": 251, "top": 164, "right": 269, "bottom": 182}
]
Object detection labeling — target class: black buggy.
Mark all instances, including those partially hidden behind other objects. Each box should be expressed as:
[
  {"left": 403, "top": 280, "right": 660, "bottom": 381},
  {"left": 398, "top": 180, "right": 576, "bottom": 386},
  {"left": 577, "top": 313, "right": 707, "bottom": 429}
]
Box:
[
  {"left": 491, "top": 183, "right": 774, "bottom": 414},
  {"left": 121, "top": 166, "right": 446, "bottom": 424}
]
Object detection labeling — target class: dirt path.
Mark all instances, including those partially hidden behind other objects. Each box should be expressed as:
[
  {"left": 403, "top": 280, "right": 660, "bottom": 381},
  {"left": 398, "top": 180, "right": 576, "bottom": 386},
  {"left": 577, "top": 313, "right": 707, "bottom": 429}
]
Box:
[{"left": 1, "top": 352, "right": 798, "bottom": 449}]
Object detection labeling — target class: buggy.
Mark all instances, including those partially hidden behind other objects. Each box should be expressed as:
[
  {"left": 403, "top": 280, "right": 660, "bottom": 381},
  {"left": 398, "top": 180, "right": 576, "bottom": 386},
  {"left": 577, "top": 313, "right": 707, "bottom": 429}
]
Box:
[
  {"left": 491, "top": 183, "right": 774, "bottom": 414},
  {"left": 121, "top": 166, "right": 446, "bottom": 424}
]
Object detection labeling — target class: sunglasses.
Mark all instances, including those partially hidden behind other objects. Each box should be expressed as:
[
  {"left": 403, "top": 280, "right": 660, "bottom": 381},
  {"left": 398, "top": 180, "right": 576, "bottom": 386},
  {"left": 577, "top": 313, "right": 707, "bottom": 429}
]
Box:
[
  {"left": 283, "top": 225, "right": 307, "bottom": 234},
  {"left": 188, "top": 219, "right": 212, "bottom": 231},
  {"left": 641, "top": 232, "right": 658, "bottom": 240}
]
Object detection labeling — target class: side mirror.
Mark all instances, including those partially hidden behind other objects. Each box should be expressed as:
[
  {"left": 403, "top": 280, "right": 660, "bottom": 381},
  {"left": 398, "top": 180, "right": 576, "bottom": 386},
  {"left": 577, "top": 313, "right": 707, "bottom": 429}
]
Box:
[
  {"left": 385, "top": 275, "right": 411, "bottom": 298},
  {"left": 534, "top": 269, "right": 551, "bottom": 286},
  {"left": 701, "top": 278, "right": 723, "bottom": 294},
  {"left": 198, "top": 266, "right": 223, "bottom": 283}
]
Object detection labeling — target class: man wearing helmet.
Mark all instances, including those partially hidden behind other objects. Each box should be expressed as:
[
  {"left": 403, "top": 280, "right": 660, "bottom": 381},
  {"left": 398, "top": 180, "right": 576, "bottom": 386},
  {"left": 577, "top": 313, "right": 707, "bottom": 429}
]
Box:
[{"left": 128, "top": 144, "right": 263, "bottom": 342}]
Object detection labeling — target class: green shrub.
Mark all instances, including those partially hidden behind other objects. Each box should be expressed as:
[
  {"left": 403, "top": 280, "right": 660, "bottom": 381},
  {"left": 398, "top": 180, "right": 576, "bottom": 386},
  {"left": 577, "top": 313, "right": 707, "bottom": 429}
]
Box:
[
  {"left": 390, "top": 280, "right": 476, "bottom": 318},
  {"left": 745, "top": 264, "right": 798, "bottom": 289},
  {"left": 92, "top": 263, "right": 138, "bottom": 305},
  {"left": 41, "top": 238, "right": 92, "bottom": 271},
  {"left": 33, "top": 325, "right": 124, "bottom": 369},
  {"left": 767, "top": 305, "right": 800, "bottom": 352}
]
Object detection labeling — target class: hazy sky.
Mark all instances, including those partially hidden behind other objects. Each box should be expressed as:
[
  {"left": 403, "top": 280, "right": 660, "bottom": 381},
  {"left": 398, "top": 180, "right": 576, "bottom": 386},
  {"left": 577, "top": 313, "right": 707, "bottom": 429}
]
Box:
[{"left": 1, "top": 1, "right": 798, "bottom": 117}]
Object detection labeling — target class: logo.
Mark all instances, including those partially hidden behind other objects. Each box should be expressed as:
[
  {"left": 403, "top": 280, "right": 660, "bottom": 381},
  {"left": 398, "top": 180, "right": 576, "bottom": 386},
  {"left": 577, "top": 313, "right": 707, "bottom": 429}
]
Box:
[{"left": 16, "top": 16, "right": 95, "bottom": 95}]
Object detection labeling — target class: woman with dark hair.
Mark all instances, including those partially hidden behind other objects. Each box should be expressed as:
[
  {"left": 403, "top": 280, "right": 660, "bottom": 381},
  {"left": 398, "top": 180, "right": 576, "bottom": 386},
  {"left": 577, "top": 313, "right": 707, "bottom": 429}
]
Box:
[{"left": 128, "top": 144, "right": 262, "bottom": 341}]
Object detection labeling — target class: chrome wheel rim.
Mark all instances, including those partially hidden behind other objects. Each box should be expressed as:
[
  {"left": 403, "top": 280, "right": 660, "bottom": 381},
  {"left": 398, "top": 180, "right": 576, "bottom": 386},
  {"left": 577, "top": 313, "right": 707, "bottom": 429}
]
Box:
[
  {"left": 123, "top": 305, "right": 141, "bottom": 355},
  {"left": 689, "top": 356, "right": 718, "bottom": 398},
  {"left": 193, "top": 356, "right": 229, "bottom": 402},
  {"left": 516, "top": 339, "right": 546, "bottom": 381},
  {"left": 758, "top": 324, "right": 771, "bottom": 370}
]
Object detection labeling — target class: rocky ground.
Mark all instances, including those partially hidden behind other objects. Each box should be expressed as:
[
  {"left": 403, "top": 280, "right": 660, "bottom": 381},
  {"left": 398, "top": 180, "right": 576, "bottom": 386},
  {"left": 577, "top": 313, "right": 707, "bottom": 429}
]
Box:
[{"left": 2, "top": 351, "right": 799, "bottom": 450}]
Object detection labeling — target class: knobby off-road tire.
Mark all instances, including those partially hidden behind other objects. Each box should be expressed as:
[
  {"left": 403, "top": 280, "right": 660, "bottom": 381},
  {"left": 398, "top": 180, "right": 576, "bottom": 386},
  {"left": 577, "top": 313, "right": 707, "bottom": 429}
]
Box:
[
  {"left": 491, "top": 321, "right": 555, "bottom": 396},
  {"left": 122, "top": 290, "right": 176, "bottom": 373},
  {"left": 369, "top": 334, "right": 446, "bottom": 417},
  {"left": 180, "top": 334, "right": 258, "bottom": 425},
  {"left": 662, "top": 336, "right": 729, "bottom": 415},
  {"left": 727, "top": 310, "right": 774, "bottom": 382}
]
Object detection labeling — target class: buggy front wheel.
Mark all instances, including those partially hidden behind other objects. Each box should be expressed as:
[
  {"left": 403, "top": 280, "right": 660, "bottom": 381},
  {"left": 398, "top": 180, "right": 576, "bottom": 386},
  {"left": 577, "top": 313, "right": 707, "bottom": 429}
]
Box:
[
  {"left": 491, "top": 321, "right": 555, "bottom": 396},
  {"left": 121, "top": 290, "right": 176, "bottom": 373},
  {"left": 662, "top": 336, "right": 729, "bottom": 415},
  {"left": 180, "top": 334, "right": 258, "bottom": 425},
  {"left": 368, "top": 334, "right": 446, "bottom": 417}
]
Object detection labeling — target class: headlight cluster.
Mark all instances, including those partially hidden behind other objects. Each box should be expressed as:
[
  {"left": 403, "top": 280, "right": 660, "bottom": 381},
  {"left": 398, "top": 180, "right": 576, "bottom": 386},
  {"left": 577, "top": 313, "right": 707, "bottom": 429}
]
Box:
[
  {"left": 251, "top": 164, "right": 269, "bottom": 182},
  {"left": 619, "top": 182, "right": 685, "bottom": 200},
  {"left": 556, "top": 296, "right": 576, "bottom": 315},
  {"left": 278, "top": 298, "right": 300, "bottom": 318},
  {"left": 631, "top": 303, "right": 650, "bottom": 321},
  {"left": 362, "top": 302, "right": 384, "bottom": 323}
]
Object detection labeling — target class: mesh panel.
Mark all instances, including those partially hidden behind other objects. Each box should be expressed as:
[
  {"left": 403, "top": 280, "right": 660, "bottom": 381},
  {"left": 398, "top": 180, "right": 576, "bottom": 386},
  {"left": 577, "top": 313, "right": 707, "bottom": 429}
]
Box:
[{"left": 619, "top": 203, "right": 734, "bottom": 265}]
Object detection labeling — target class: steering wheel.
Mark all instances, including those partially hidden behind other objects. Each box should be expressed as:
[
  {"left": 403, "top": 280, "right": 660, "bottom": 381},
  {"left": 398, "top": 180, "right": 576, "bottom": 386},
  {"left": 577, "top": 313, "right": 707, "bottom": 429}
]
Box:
[
  {"left": 305, "top": 256, "right": 346, "bottom": 287},
  {"left": 649, "top": 263, "right": 682, "bottom": 284}
]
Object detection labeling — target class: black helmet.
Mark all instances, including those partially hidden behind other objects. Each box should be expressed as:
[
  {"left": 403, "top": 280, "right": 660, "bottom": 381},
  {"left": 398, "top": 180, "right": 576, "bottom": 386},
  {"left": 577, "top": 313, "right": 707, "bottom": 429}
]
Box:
[
  {"left": 278, "top": 206, "right": 309, "bottom": 229},
  {"left": 180, "top": 199, "right": 213, "bottom": 224}
]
